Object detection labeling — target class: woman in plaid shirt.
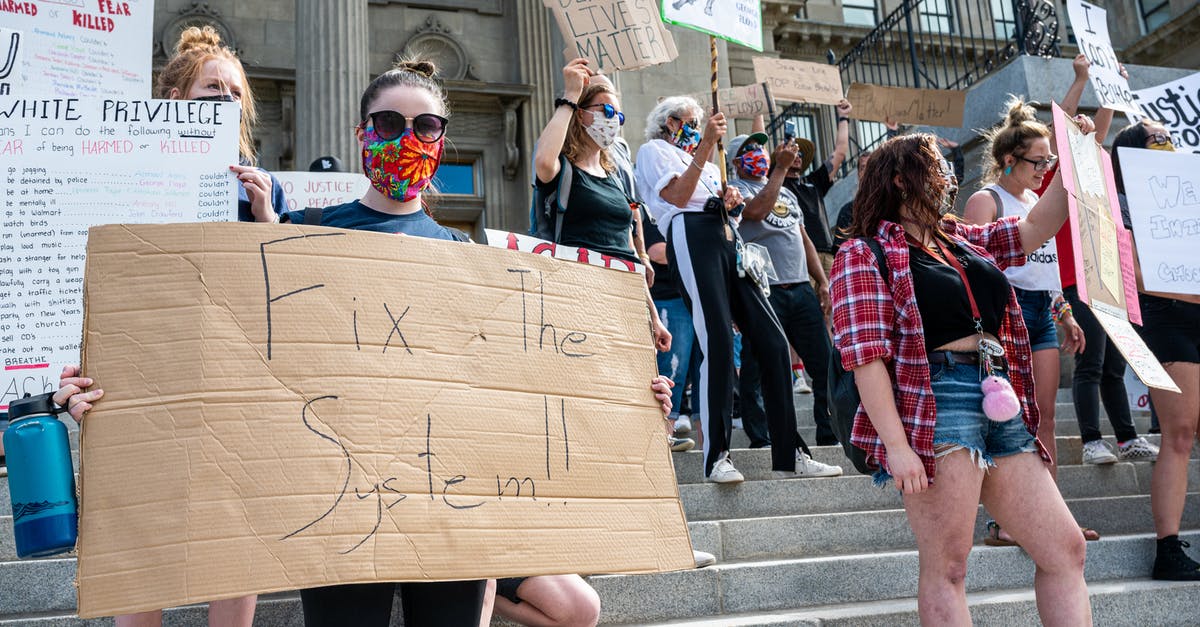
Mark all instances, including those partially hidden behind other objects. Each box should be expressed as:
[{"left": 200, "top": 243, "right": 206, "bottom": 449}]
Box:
[{"left": 830, "top": 133, "right": 1092, "bottom": 625}]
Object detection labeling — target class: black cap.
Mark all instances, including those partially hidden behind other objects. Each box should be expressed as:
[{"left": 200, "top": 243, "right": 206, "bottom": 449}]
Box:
[
  {"left": 7, "top": 392, "right": 62, "bottom": 421},
  {"left": 308, "top": 156, "right": 346, "bottom": 173}
]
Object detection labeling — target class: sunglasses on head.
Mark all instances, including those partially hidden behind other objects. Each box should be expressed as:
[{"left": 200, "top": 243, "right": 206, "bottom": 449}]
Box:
[
  {"left": 1146, "top": 132, "right": 1172, "bottom": 147},
  {"left": 1017, "top": 154, "right": 1058, "bottom": 172},
  {"left": 363, "top": 111, "right": 448, "bottom": 143},
  {"left": 584, "top": 103, "right": 625, "bottom": 126}
]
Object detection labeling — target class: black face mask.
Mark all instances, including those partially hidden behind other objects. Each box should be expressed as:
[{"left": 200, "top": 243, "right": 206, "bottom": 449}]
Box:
[{"left": 194, "top": 94, "right": 235, "bottom": 103}]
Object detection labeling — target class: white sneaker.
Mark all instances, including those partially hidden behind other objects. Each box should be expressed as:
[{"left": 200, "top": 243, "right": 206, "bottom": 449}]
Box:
[
  {"left": 793, "top": 376, "right": 813, "bottom": 394},
  {"left": 693, "top": 549, "right": 717, "bottom": 568},
  {"left": 673, "top": 414, "right": 693, "bottom": 436},
  {"left": 1082, "top": 439, "right": 1118, "bottom": 465},
  {"left": 1118, "top": 436, "right": 1160, "bottom": 461},
  {"left": 707, "top": 453, "right": 745, "bottom": 484},
  {"left": 794, "top": 451, "right": 843, "bottom": 477}
]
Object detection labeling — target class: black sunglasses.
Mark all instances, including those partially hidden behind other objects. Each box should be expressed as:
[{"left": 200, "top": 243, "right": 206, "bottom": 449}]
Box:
[
  {"left": 584, "top": 103, "right": 625, "bottom": 126},
  {"left": 669, "top": 115, "right": 699, "bottom": 130},
  {"left": 1017, "top": 154, "right": 1058, "bottom": 172},
  {"left": 363, "top": 111, "right": 448, "bottom": 143}
]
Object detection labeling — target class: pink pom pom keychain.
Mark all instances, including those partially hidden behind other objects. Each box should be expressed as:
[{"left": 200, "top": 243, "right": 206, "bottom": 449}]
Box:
[{"left": 980, "top": 375, "right": 1021, "bottom": 422}]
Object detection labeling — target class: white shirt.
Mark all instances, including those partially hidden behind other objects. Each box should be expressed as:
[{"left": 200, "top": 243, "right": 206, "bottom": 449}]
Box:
[
  {"left": 986, "top": 183, "right": 1062, "bottom": 292},
  {"left": 634, "top": 139, "right": 724, "bottom": 237}
]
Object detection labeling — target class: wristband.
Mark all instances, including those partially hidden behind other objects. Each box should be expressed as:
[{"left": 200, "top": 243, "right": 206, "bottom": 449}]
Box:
[
  {"left": 837, "top": 116, "right": 850, "bottom": 124},
  {"left": 1052, "top": 299, "right": 1073, "bottom": 323},
  {"left": 554, "top": 97, "right": 578, "bottom": 111}
]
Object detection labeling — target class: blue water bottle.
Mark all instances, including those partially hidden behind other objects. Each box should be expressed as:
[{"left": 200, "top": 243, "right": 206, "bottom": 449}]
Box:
[{"left": 4, "top": 393, "right": 78, "bottom": 558}]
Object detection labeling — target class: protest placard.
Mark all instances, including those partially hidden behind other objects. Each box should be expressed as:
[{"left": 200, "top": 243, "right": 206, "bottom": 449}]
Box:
[
  {"left": 1116, "top": 147, "right": 1200, "bottom": 296},
  {"left": 662, "top": 0, "right": 763, "bottom": 51},
  {"left": 272, "top": 172, "right": 370, "bottom": 213},
  {"left": 1133, "top": 71, "right": 1200, "bottom": 153},
  {"left": 846, "top": 83, "right": 966, "bottom": 127},
  {"left": 3, "top": 0, "right": 153, "bottom": 98},
  {"left": 485, "top": 229, "right": 646, "bottom": 275},
  {"left": 76, "top": 222, "right": 693, "bottom": 617},
  {"left": 687, "top": 82, "right": 775, "bottom": 119},
  {"left": 1053, "top": 102, "right": 1141, "bottom": 322},
  {"left": 751, "top": 57, "right": 843, "bottom": 106},
  {"left": 1066, "top": 0, "right": 1139, "bottom": 115},
  {"left": 1092, "top": 306, "right": 1180, "bottom": 393},
  {"left": 0, "top": 28, "right": 23, "bottom": 96},
  {"left": 543, "top": 0, "right": 678, "bottom": 73},
  {"left": 1125, "top": 367, "right": 1151, "bottom": 413},
  {"left": 0, "top": 96, "right": 239, "bottom": 411}
]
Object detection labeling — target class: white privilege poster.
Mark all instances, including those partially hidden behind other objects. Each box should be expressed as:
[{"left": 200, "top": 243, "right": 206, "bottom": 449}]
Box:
[
  {"left": 1116, "top": 147, "right": 1200, "bottom": 296},
  {"left": 662, "top": 0, "right": 763, "bottom": 52},
  {"left": 1133, "top": 71, "right": 1200, "bottom": 153},
  {"left": 2, "top": 0, "right": 153, "bottom": 98},
  {"left": 1, "top": 27, "right": 23, "bottom": 95},
  {"left": 0, "top": 96, "right": 239, "bottom": 410},
  {"left": 485, "top": 230, "right": 645, "bottom": 276},
  {"left": 272, "top": 172, "right": 369, "bottom": 213},
  {"left": 1065, "top": 0, "right": 1140, "bottom": 115}
]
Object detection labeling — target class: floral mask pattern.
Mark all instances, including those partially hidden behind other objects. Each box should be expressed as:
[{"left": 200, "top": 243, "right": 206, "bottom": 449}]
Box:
[{"left": 361, "top": 126, "right": 444, "bottom": 202}]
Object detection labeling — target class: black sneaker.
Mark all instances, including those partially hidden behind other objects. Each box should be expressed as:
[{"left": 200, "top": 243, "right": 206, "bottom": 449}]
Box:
[{"left": 1153, "top": 536, "right": 1200, "bottom": 580}]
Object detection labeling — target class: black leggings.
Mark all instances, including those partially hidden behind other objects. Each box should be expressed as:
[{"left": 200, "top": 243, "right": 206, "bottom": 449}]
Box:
[
  {"left": 667, "top": 210, "right": 800, "bottom": 474},
  {"left": 300, "top": 580, "right": 485, "bottom": 627}
]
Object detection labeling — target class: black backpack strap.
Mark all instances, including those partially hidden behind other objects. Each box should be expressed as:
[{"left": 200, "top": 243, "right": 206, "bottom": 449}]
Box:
[
  {"left": 302, "top": 207, "right": 324, "bottom": 225},
  {"left": 986, "top": 187, "right": 1004, "bottom": 219},
  {"left": 860, "top": 237, "right": 891, "bottom": 288},
  {"left": 445, "top": 227, "right": 471, "bottom": 243}
]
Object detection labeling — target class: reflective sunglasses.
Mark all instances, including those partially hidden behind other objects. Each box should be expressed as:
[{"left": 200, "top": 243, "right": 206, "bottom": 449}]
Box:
[
  {"left": 1146, "top": 132, "right": 1172, "bottom": 147},
  {"left": 583, "top": 103, "right": 625, "bottom": 126},
  {"left": 670, "top": 115, "right": 699, "bottom": 130},
  {"left": 363, "top": 111, "right": 448, "bottom": 143},
  {"left": 1017, "top": 154, "right": 1058, "bottom": 172}
]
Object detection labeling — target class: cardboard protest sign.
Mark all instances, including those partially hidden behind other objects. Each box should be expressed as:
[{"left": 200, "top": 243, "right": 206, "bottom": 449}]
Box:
[
  {"left": 687, "top": 83, "right": 775, "bottom": 119},
  {"left": 751, "top": 57, "right": 843, "bottom": 106},
  {"left": 0, "top": 97, "right": 239, "bottom": 411},
  {"left": 1125, "top": 367, "right": 1151, "bottom": 413},
  {"left": 485, "top": 229, "right": 646, "bottom": 275},
  {"left": 1133, "top": 71, "right": 1200, "bottom": 153},
  {"left": 0, "top": 28, "right": 23, "bottom": 96},
  {"left": 543, "top": 0, "right": 678, "bottom": 73},
  {"left": 1066, "top": 0, "right": 1139, "bottom": 115},
  {"left": 662, "top": 0, "right": 763, "bottom": 51},
  {"left": 846, "top": 83, "right": 966, "bottom": 127},
  {"left": 76, "top": 222, "right": 692, "bottom": 617},
  {"left": 273, "top": 172, "right": 370, "bottom": 213},
  {"left": 3, "top": 0, "right": 153, "bottom": 98},
  {"left": 1053, "top": 102, "right": 1141, "bottom": 322},
  {"left": 1116, "top": 147, "right": 1200, "bottom": 296},
  {"left": 1091, "top": 306, "right": 1180, "bottom": 393}
]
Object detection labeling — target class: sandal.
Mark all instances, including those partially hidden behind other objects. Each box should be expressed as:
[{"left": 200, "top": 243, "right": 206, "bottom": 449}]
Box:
[
  {"left": 1081, "top": 526, "right": 1100, "bottom": 541},
  {"left": 984, "top": 520, "right": 1020, "bottom": 547}
]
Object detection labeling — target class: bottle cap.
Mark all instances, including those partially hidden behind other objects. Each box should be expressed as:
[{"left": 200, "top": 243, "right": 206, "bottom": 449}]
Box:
[{"left": 7, "top": 393, "right": 62, "bottom": 422}]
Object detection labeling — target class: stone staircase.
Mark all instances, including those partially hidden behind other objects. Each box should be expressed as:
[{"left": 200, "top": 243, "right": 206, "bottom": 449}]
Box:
[{"left": 2, "top": 390, "right": 1198, "bottom": 625}]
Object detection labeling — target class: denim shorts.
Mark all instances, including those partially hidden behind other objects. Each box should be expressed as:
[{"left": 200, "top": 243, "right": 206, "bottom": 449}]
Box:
[{"left": 1015, "top": 288, "right": 1059, "bottom": 352}]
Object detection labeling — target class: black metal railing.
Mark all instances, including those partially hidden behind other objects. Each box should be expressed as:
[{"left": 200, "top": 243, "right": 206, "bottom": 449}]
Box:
[{"left": 767, "top": 0, "right": 1061, "bottom": 173}]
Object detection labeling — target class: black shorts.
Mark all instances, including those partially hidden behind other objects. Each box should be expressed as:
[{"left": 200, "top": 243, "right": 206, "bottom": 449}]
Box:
[
  {"left": 1137, "top": 295, "right": 1200, "bottom": 364},
  {"left": 495, "top": 577, "right": 527, "bottom": 604}
]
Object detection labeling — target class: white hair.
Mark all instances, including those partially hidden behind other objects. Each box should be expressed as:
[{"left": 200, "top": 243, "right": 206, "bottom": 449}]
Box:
[{"left": 645, "top": 96, "right": 704, "bottom": 142}]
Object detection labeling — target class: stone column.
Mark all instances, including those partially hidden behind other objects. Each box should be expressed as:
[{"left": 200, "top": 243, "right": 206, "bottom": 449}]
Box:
[
  {"left": 516, "top": 0, "right": 556, "bottom": 163},
  {"left": 295, "top": 0, "right": 368, "bottom": 172}
]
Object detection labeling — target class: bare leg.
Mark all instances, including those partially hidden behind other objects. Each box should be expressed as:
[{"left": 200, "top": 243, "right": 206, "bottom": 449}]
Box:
[
  {"left": 208, "top": 595, "right": 256, "bottom": 627},
  {"left": 1032, "top": 347, "right": 1060, "bottom": 476},
  {"left": 981, "top": 452, "right": 1090, "bottom": 627},
  {"left": 480, "top": 580, "right": 497, "bottom": 627},
  {"left": 115, "top": 612, "right": 161, "bottom": 627},
  {"left": 1150, "top": 362, "right": 1200, "bottom": 538},
  {"left": 493, "top": 575, "right": 600, "bottom": 627},
  {"left": 902, "top": 450, "right": 985, "bottom": 626}
]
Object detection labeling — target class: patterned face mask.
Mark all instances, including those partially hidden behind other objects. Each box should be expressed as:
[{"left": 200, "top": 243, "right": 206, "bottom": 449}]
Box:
[
  {"left": 671, "top": 119, "right": 701, "bottom": 154},
  {"left": 361, "top": 126, "right": 444, "bottom": 202},
  {"left": 738, "top": 147, "right": 769, "bottom": 178},
  {"left": 584, "top": 111, "right": 621, "bottom": 150}
]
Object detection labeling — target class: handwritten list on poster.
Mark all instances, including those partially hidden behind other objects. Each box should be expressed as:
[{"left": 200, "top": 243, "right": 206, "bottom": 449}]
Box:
[
  {"left": 4, "top": 0, "right": 153, "bottom": 98},
  {"left": 0, "top": 96, "right": 239, "bottom": 409}
]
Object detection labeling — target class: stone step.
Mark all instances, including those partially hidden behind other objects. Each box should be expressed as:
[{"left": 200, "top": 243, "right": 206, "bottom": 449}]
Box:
[
  {"left": 0, "top": 592, "right": 307, "bottom": 626},
  {"left": 640, "top": 578, "right": 1200, "bottom": 626},
  {"left": 586, "top": 530, "right": 1200, "bottom": 624}
]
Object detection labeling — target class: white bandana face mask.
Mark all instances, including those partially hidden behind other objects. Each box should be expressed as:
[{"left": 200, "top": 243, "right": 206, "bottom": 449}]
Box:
[{"left": 585, "top": 113, "right": 621, "bottom": 150}]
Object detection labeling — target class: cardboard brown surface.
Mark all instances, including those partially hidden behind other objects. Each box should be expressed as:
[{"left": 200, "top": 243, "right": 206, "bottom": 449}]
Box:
[
  {"left": 76, "top": 223, "right": 693, "bottom": 618},
  {"left": 689, "top": 83, "right": 775, "bottom": 119},
  {"left": 846, "top": 83, "right": 966, "bottom": 127},
  {"left": 752, "top": 57, "right": 844, "bottom": 106},
  {"left": 544, "top": 0, "right": 678, "bottom": 73}
]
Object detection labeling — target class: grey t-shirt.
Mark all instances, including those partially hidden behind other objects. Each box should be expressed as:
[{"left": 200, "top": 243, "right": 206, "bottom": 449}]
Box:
[{"left": 732, "top": 177, "right": 809, "bottom": 285}]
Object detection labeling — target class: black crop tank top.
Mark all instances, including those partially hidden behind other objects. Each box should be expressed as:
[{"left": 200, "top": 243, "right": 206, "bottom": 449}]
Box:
[{"left": 909, "top": 239, "right": 1011, "bottom": 352}]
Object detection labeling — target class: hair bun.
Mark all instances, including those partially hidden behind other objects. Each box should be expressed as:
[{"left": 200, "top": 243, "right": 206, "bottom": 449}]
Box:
[
  {"left": 1004, "top": 95, "right": 1037, "bottom": 127},
  {"left": 176, "top": 25, "right": 223, "bottom": 55},
  {"left": 395, "top": 59, "right": 437, "bottom": 79}
]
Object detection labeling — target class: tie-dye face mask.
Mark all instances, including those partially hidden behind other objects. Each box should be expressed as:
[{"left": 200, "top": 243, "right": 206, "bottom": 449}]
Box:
[
  {"left": 361, "top": 126, "right": 444, "bottom": 202},
  {"left": 738, "top": 147, "right": 769, "bottom": 178}
]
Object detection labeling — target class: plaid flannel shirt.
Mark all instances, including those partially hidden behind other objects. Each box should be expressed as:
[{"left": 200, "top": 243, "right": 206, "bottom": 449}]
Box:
[{"left": 831, "top": 217, "right": 1049, "bottom": 481}]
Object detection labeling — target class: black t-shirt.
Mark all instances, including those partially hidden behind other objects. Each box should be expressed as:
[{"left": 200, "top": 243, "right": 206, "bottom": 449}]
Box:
[
  {"left": 832, "top": 200, "right": 854, "bottom": 250},
  {"left": 784, "top": 161, "right": 835, "bottom": 253},
  {"left": 537, "top": 163, "right": 637, "bottom": 263},
  {"left": 282, "top": 200, "right": 464, "bottom": 241},
  {"left": 909, "top": 241, "right": 1011, "bottom": 352},
  {"left": 640, "top": 207, "right": 680, "bottom": 301}
]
